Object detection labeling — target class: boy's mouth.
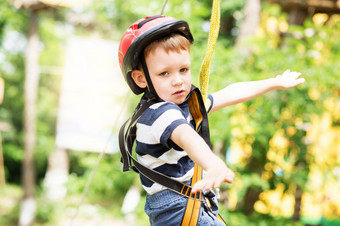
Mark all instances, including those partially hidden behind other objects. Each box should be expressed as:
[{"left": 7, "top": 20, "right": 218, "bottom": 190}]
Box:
[{"left": 173, "top": 90, "right": 185, "bottom": 96}]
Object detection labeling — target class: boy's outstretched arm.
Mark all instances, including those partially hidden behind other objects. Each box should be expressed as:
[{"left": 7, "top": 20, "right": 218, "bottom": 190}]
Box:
[
  {"left": 170, "top": 123, "right": 235, "bottom": 193},
  {"left": 210, "top": 69, "right": 305, "bottom": 113}
]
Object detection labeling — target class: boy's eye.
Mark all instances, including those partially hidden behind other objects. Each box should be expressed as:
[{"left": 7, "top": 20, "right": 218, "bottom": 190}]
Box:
[
  {"left": 160, "top": 72, "right": 168, "bottom": 76},
  {"left": 180, "top": 68, "right": 188, "bottom": 73}
]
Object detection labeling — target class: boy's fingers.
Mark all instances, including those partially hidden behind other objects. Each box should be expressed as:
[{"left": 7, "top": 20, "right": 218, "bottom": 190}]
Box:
[
  {"left": 191, "top": 169, "right": 235, "bottom": 194},
  {"left": 224, "top": 173, "right": 235, "bottom": 184},
  {"left": 296, "top": 78, "right": 305, "bottom": 85},
  {"left": 191, "top": 180, "right": 205, "bottom": 194},
  {"left": 192, "top": 179, "right": 213, "bottom": 194},
  {"left": 290, "top": 72, "right": 302, "bottom": 79},
  {"left": 282, "top": 70, "right": 302, "bottom": 79},
  {"left": 282, "top": 69, "right": 290, "bottom": 76}
]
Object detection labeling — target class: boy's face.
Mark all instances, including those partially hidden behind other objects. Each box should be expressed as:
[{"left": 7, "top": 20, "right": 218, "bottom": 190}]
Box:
[{"left": 145, "top": 46, "right": 192, "bottom": 105}]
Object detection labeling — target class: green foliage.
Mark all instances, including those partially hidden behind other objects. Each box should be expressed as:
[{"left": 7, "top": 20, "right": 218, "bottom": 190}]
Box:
[
  {"left": 67, "top": 152, "right": 139, "bottom": 201},
  {"left": 0, "top": 0, "right": 28, "bottom": 184},
  {"left": 35, "top": 200, "right": 58, "bottom": 223},
  {"left": 0, "top": 4, "right": 67, "bottom": 184},
  {"left": 224, "top": 211, "right": 305, "bottom": 226},
  {"left": 206, "top": 3, "right": 340, "bottom": 219},
  {"left": 0, "top": 184, "right": 22, "bottom": 225},
  {"left": 1, "top": 0, "right": 339, "bottom": 225}
]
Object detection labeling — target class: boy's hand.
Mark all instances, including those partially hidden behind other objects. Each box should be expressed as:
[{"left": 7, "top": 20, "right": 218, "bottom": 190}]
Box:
[
  {"left": 275, "top": 69, "right": 305, "bottom": 90},
  {"left": 171, "top": 124, "right": 235, "bottom": 194},
  {"left": 191, "top": 158, "right": 235, "bottom": 194}
]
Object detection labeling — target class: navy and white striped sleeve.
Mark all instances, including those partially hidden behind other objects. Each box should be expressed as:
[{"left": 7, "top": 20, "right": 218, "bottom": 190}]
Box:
[{"left": 136, "top": 102, "right": 188, "bottom": 151}]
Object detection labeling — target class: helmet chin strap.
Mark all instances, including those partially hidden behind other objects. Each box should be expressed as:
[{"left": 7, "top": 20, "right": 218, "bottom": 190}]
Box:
[{"left": 140, "top": 53, "right": 163, "bottom": 101}]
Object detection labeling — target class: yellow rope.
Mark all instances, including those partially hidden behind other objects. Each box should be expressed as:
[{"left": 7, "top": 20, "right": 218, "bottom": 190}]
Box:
[{"left": 199, "top": 0, "right": 220, "bottom": 102}]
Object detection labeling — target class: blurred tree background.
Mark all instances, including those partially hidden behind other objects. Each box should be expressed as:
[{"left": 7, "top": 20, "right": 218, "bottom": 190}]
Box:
[{"left": 0, "top": 0, "right": 339, "bottom": 225}]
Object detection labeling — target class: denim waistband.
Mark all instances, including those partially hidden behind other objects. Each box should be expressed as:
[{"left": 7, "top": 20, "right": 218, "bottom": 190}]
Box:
[
  {"left": 147, "top": 189, "right": 183, "bottom": 206},
  {"left": 146, "top": 180, "right": 191, "bottom": 208}
]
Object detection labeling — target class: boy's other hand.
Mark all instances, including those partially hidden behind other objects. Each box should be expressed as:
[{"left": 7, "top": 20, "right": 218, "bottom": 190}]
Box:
[
  {"left": 275, "top": 69, "right": 305, "bottom": 90},
  {"left": 191, "top": 159, "right": 235, "bottom": 194}
]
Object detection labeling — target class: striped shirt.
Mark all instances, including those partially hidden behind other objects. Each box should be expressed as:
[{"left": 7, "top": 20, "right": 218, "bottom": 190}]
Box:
[{"left": 135, "top": 95, "right": 213, "bottom": 195}]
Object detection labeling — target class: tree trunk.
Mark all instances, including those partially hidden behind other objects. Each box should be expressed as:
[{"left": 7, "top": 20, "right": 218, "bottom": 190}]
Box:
[
  {"left": 292, "top": 185, "right": 303, "bottom": 221},
  {"left": 212, "top": 140, "right": 225, "bottom": 155},
  {"left": 23, "top": 8, "right": 39, "bottom": 200},
  {"left": 20, "top": 10, "right": 39, "bottom": 226},
  {"left": 243, "top": 187, "right": 260, "bottom": 215},
  {"left": 236, "top": 0, "right": 261, "bottom": 45},
  {"left": 287, "top": 7, "right": 308, "bottom": 25}
]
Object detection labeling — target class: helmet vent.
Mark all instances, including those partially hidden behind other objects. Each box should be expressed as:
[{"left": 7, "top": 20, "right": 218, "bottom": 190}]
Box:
[{"left": 137, "top": 15, "right": 164, "bottom": 29}]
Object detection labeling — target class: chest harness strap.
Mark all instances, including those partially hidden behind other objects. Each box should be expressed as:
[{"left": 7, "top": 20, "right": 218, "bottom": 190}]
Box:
[{"left": 119, "top": 85, "right": 227, "bottom": 225}]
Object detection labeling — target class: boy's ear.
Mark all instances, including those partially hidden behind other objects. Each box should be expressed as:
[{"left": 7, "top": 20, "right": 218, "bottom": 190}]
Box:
[{"left": 131, "top": 69, "right": 147, "bottom": 89}]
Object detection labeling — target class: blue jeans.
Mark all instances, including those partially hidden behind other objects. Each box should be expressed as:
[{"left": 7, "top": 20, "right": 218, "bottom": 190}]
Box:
[{"left": 144, "top": 188, "right": 226, "bottom": 226}]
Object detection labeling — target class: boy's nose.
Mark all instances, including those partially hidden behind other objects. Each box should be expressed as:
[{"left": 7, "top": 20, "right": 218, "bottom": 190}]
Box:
[{"left": 172, "top": 73, "right": 183, "bottom": 86}]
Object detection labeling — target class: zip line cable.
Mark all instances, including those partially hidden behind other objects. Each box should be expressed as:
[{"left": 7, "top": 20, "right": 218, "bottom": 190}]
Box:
[{"left": 160, "top": 0, "right": 168, "bottom": 15}]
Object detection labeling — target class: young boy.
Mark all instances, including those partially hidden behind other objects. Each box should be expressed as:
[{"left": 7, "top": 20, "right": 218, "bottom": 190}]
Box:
[{"left": 118, "top": 15, "right": 304, "bottom": 225}]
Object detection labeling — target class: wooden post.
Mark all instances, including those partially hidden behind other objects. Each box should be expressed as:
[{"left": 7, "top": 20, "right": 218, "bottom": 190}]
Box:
[
  {"left": 19, "top": 9, "right": 39, "bottom": 226},
  {"left": 23, "top": 9, "right": 39, "bottom": 200}
]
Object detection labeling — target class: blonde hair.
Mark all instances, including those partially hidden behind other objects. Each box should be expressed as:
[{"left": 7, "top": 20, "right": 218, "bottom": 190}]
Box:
[{"left": 144, "top": 33, "right": 191, "bottom": 58}]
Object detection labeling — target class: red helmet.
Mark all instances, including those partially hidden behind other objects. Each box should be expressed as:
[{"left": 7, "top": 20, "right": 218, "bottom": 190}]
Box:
[{"left": 118, "top": 15, "right": 194, "bottom": 94}]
